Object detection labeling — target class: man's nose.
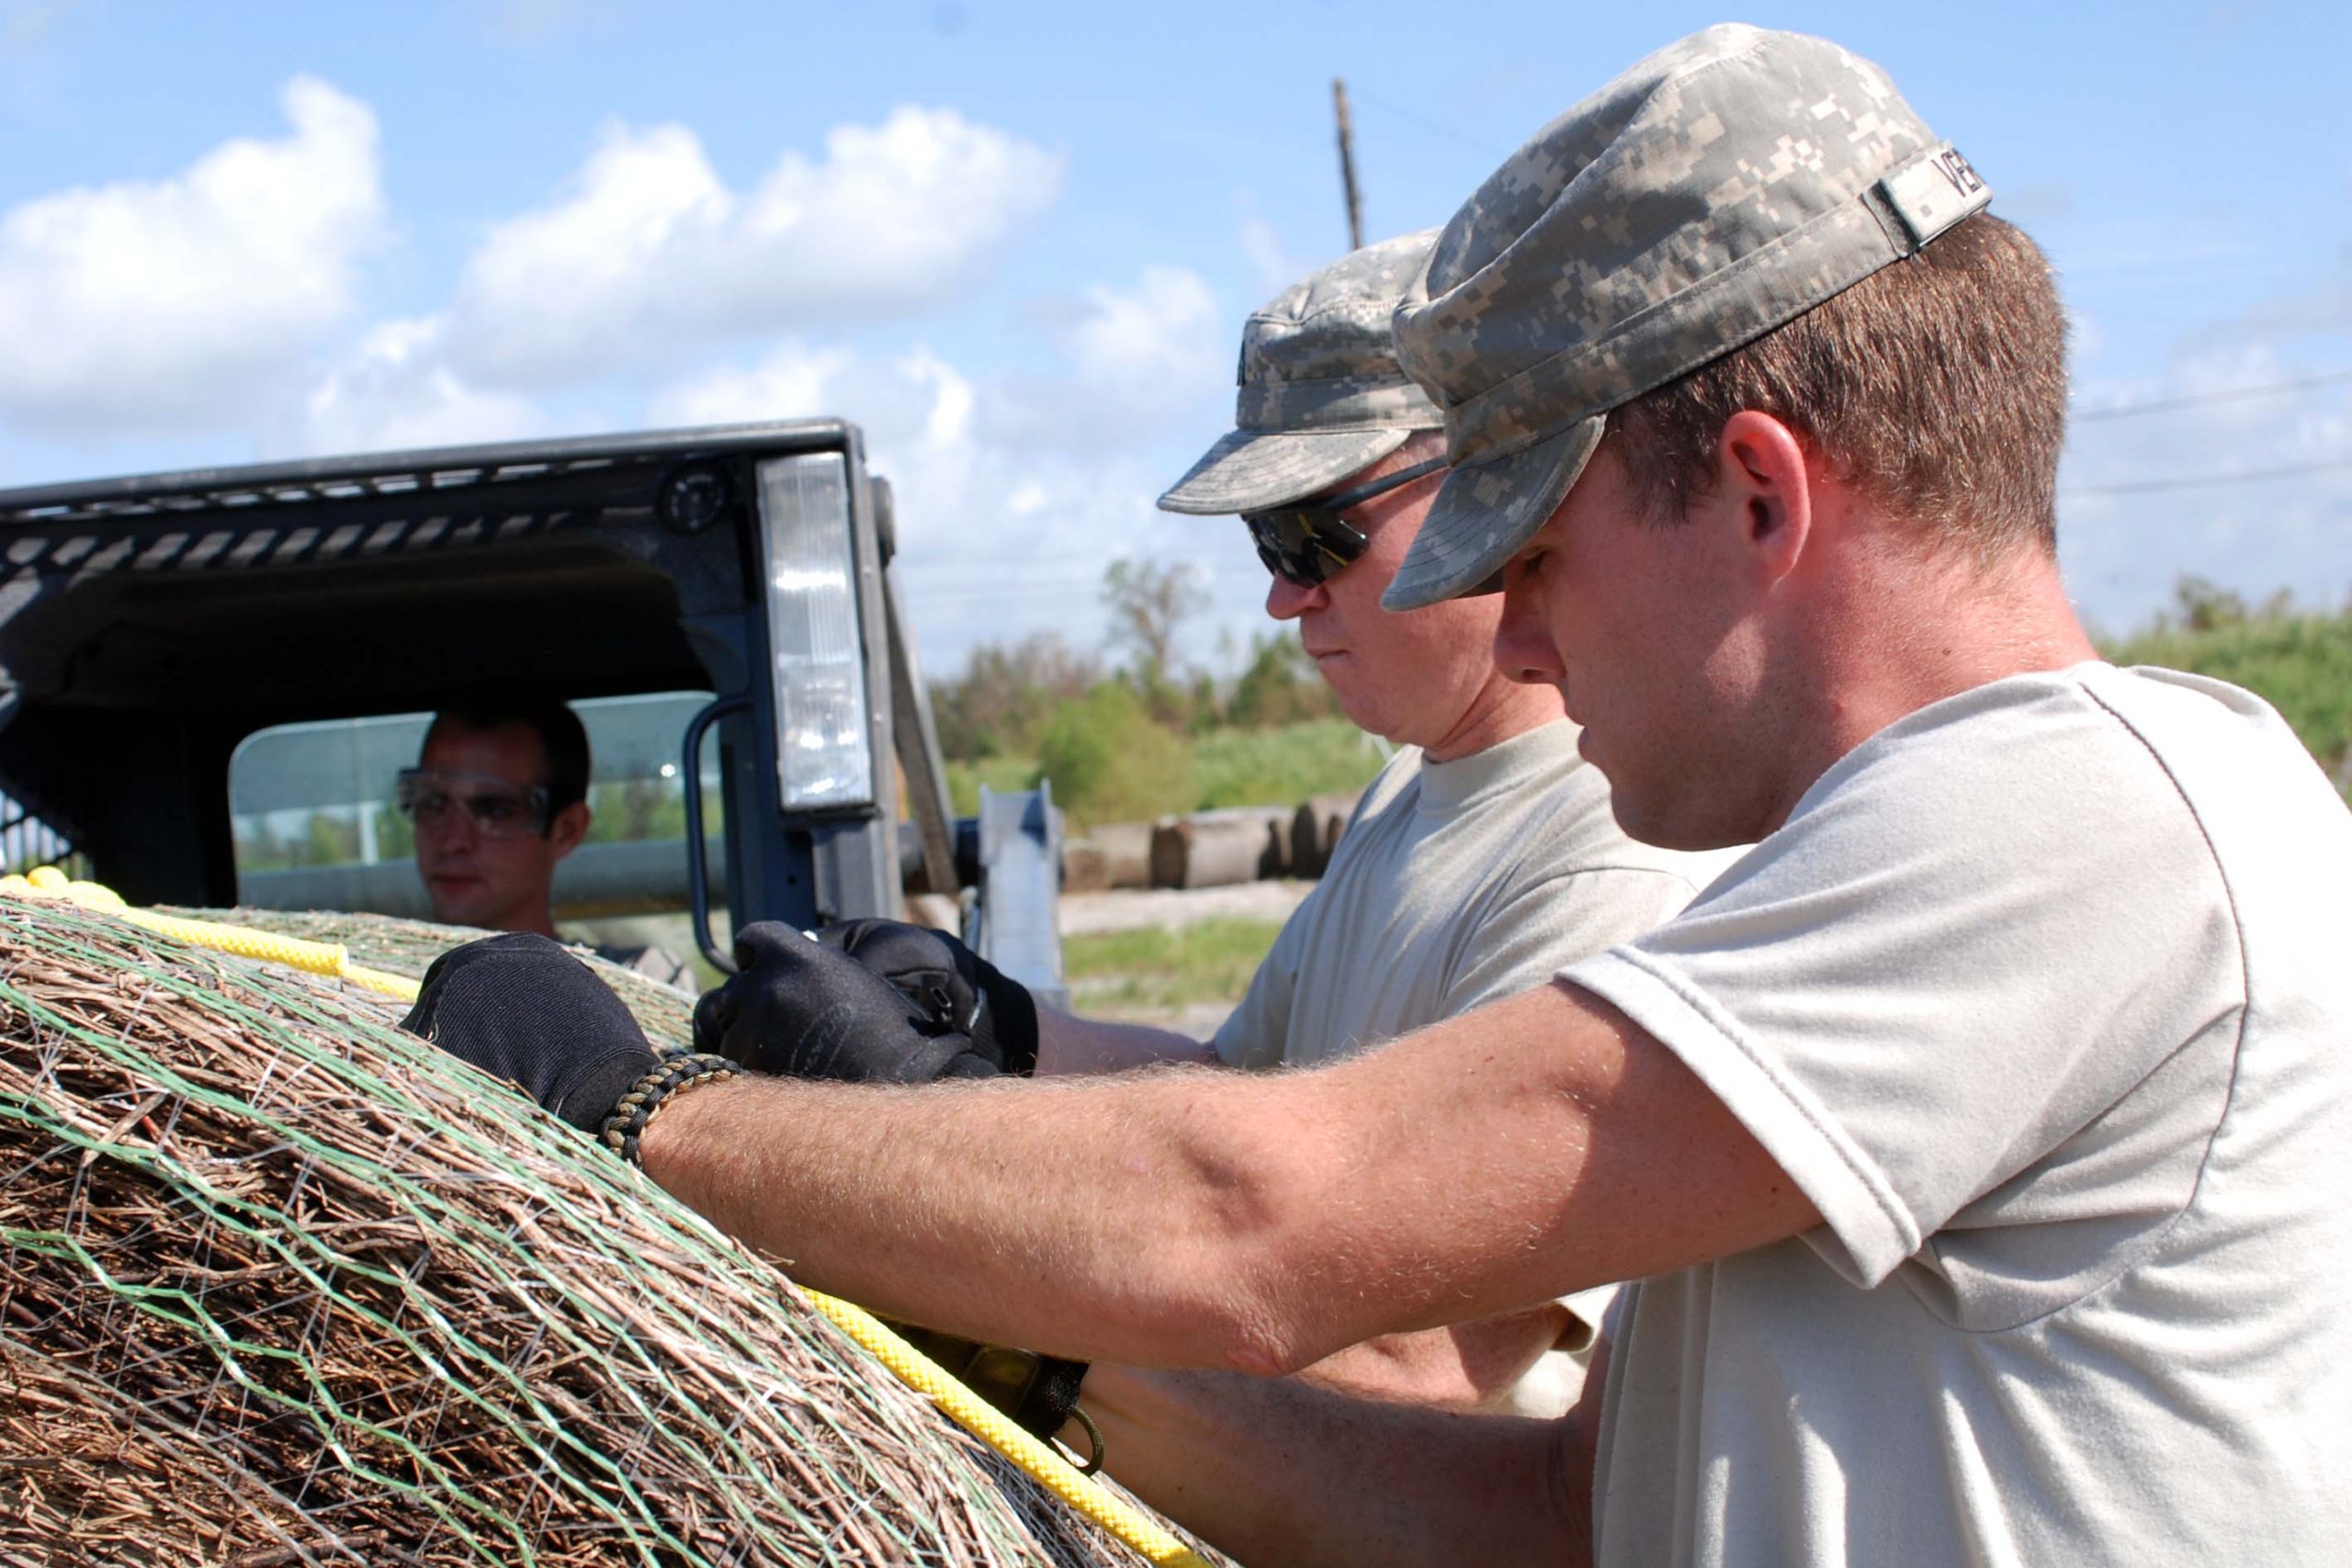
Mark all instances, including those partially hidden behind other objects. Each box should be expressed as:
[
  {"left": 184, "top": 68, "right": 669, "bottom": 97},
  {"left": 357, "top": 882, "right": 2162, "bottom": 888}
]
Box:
[
  {"left": 1265, "top": 573, "right": 1326, "bottom": 621},
  {"left": 1493, "top": 572, "right": 1566, "bottom": 686},
  {"left": 423, "top": 807, "right": 479, "bottom": 851}
]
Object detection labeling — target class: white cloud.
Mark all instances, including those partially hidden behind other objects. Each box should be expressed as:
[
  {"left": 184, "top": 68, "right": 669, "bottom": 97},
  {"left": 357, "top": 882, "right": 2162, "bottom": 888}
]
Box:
[
  {"left": 285, "top": 100, "right": 1063, "bottom": 464},
  {"left": 0, "top": 76, "right": 383, "bottom": 431},
  {"left": 647, "top": 264, "right": 1242, "bottom": 672},
  {"left": 299, "top": 316, "right": 545, "bottom": 456},
  {"left": 979, "top": 265, "right": 1227, "bottom": 451},
  {"left": 447, "top": 106, "right": 1064, "bottom": 386},
  {"left": 644, "top": 340, "right": 850, "bottom": 428},
  {"left": 1069, "top": 265, "right": 1224, "bottom": 392}
]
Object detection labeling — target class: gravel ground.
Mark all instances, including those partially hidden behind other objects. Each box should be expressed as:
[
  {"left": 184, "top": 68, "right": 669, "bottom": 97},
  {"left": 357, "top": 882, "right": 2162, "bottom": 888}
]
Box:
[{"left": 1057, "top": 879, "right": 1315, "bottom": 936}]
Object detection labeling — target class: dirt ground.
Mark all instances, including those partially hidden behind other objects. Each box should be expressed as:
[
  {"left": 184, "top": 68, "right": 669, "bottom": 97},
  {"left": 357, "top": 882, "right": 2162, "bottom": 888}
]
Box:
[{"left": 1057, "top": 879, "right": 1314, "bottom": 936}]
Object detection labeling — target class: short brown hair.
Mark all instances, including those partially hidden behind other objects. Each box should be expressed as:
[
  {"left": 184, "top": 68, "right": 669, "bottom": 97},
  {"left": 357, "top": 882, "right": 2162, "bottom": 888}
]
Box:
[{"left": 1605, "top": 213, "right": 2068, "bottom": 558}]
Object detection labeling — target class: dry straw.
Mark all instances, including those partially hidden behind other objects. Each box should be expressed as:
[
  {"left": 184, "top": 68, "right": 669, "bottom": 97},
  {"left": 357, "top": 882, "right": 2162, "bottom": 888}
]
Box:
[{"left": 0, "top": 900, "right": 1212, "bottom": 1567}]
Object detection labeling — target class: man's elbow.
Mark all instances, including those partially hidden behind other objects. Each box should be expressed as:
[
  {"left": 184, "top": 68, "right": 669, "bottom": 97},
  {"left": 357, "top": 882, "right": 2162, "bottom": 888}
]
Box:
[
  {"left": 1130, "top": 1173, "right": 1347, "bottom": 1377},
  {"left": 1125, "top": 1278, "right": 1326, "bottom": 1379}
]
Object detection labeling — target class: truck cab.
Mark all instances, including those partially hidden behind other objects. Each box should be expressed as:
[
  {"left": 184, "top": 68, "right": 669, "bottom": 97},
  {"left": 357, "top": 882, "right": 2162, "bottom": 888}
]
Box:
[{"left": 0, "top": 422, "right": 1063, "bottom": 995}]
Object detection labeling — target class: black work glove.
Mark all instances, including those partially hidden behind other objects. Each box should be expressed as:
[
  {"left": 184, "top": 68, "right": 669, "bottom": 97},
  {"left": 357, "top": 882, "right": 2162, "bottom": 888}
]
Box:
[
  {"left": 815, "top": 919, "right": 1040, "bottom": 1077},
  {"left": 689, "top": 927, "right": 1088, "bottom": 1452},
  {"left": 401, "top": 932, "right": 660, "bottom": 1132},
  {"left": 692, "top": 922, "right": 1007, "bottom": 1081}
]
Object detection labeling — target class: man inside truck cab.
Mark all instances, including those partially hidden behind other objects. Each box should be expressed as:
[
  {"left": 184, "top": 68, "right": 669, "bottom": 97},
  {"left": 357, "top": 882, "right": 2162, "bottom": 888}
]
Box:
[{"left": 398, "top": 693, "right": 593, "bottom": 941}]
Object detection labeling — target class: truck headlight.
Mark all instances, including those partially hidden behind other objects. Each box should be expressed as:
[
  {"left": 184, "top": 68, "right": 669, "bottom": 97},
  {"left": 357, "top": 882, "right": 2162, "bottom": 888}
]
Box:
[{"left": 756, "top": 452, "right": 873, "bottom": 811}]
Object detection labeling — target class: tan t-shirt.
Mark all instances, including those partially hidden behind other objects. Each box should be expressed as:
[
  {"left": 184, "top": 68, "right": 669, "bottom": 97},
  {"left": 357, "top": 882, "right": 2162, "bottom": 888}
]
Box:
[
  {"left": 1566, "top": 666, "right": 2352, "bottom": 1565},
  {"left": 1215, "top": 719, "right": 1737, "bottom": 1412}
]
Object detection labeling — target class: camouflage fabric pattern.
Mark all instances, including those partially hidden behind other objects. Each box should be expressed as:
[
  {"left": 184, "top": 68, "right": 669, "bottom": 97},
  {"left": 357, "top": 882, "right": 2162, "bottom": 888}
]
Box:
[
  {"left": 1159, "top": 229, "right": 1444, "bottom": 515},
  {"left": 1385, "top": 25, "right": 1993, "bottom": 609}
]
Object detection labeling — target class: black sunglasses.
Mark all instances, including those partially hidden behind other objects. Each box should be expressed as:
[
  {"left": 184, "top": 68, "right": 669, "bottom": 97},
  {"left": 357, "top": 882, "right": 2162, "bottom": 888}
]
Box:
[{"left": 1242, "top": 457, "right": 1449, "bottom": 588}]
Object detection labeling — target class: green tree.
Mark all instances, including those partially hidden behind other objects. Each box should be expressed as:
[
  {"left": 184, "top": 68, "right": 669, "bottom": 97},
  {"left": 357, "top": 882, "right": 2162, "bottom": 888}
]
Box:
[
  {"left": 1033, "top": 682, "right": 1195, "bottom": 829},
  {"left": 374, "top": 802, "right": 413, "bottom": 861},
  {"left": 302, "top": 810, "right": 360, "bottom": 867},
  {"left": 930, "top": 632, "right": 1101, "bottom": 761},
  {"left": 1226, "top": 629, "right": 1339, "bottom": 729}
]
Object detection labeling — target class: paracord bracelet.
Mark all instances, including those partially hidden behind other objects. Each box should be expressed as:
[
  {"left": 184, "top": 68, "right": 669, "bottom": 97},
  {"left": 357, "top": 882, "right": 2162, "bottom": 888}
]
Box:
[{"left": 600, "top": 1052, "right": 740, "bottom": 1165}]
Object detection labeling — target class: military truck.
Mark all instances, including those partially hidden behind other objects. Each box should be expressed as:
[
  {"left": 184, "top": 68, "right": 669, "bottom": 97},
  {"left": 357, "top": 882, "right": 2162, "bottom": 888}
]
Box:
[{"left": 0, "top": 422, "right": 1065, "bottom": 996}]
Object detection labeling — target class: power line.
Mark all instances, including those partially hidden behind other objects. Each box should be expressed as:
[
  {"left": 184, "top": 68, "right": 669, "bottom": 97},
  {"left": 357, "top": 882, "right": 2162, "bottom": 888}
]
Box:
[
  {"left": 2072, "top": 369, "right": 2352, "bottom": 422},
  {"left": 2063, "top": 456, "right": 2352, "bottom": 498},
  {"left": 1350, "top": 87, "right": 1502, "bottom": 154}
]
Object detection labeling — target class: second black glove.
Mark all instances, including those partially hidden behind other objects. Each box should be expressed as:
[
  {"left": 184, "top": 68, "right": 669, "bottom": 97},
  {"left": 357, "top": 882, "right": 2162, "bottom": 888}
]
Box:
[
  {"left": 693, "top": 922, "right": 1007, "bottom": 1082},
  {"left": 815, "top": 919, "right": 1040, "bottom": 1077}
]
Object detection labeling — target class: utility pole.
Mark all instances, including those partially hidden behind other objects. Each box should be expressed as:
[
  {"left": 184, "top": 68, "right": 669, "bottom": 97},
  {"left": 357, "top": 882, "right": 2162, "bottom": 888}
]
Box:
[{"left": 1332, "top": 77, "right": 1364, "bottom": 252}]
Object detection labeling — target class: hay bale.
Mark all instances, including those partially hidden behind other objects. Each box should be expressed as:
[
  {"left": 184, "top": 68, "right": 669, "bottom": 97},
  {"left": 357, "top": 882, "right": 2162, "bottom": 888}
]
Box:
[
  {"left": 164, "top": 905, "right": 697, "bottom": 1044},
  {"left": 0, "top": 899, "right": 1204, "bottom": 1567},
  {"left": 1287, "top": 792, "right": 1363, "bottom": 881},
  {"left": 1088, "top": 825, "right": 1153, "bottom": 892},
  {"left": 1059, "top": 840, "right": 1111, "bottom": 896},
  {"left": 1147, "top": 810, "right": 1288, "bottom": 890}
]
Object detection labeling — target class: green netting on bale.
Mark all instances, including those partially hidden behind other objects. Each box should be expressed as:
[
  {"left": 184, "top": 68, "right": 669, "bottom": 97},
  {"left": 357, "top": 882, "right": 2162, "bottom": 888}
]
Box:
[
  {"left": 160, "top": 906, "right": 698, "bottom": 1044},
  {"left": 0, "top": 900, "right": 1203, "bottom": 1567}
]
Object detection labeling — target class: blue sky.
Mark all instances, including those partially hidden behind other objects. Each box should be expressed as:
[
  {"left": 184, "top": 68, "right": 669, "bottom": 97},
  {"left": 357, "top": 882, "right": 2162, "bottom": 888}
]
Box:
[{"left": 3, "top": 1, "right": 2348, "bottom": 672}]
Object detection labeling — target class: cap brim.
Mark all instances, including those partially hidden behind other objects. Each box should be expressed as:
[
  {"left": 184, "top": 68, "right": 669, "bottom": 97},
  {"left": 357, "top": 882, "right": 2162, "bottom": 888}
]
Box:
[
  {"left": 1158, "top": 426, "right": 1413, "bottom": 515},
  {"left": 1381, "top": 417, "right": 1604, "bottom": 610}
]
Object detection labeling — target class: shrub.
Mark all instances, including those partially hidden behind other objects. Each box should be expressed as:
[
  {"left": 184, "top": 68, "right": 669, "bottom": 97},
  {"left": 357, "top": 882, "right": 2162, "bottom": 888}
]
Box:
[
  {"left": 1032, "top": 682, "right": 1196, "bottom": 829},
  {"left": 1225, "top": 630, "right": 1339, "bottom": 730},
  {"left": 1193, "top": 717, "right": 1388, "bottom": 808},
  {"left": 929, "top": 633, "right": 1100, "bottom": 761},
  {"left": 2102, "top": 578, "right": 2352, "bottom": 795}
]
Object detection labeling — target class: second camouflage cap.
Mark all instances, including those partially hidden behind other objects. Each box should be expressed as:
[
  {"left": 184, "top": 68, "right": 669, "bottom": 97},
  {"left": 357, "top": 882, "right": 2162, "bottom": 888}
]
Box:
[
  {"left": 1159, "top": 230, "right": 1442, "bottom": 516},
  {"left": 1384, "top": 24, "right": 1993, "bottom": 610}
]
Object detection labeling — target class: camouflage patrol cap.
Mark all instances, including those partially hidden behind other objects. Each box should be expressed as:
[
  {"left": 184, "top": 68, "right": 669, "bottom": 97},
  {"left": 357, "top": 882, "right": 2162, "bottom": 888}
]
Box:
[
  {"left": 1384, "top": 24, "right": 1992, "bottom": 610},
  {"left": 1159, "top": 230, "right": 1443, "bottom": 515}
]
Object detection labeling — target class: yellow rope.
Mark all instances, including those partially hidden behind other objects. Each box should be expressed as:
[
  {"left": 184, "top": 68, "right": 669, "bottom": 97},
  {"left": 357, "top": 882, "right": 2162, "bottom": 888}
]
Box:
[
  {"left": 2, "top": 866, "right": 422, "bottom": 1003},
  {"left": 0, "top": 868, "right": 1210, "bottom": 1568},
  {"left": 800, "top": 1289, "right": 1210, "bottom": 1567}
]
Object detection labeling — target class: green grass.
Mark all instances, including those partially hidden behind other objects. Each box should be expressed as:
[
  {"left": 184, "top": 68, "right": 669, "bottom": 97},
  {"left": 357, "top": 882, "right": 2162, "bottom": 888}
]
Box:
[
  {"left": 1062, "top": 917, "right": 1287, "bottom": 1018},
  {"left": 2102, "top": 606, "right": 2352, "bottom": 796},
  {"left": 1192, "top": 717, "right": 1389, "bottom": 808},
  {"left": 948, "top": 717, "right": 1388, "bottom": 825}
]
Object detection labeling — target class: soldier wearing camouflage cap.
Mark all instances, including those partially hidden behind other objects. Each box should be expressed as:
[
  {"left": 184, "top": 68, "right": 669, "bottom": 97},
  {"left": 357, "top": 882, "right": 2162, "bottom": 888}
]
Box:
[
  {"left": 411, "top": 27, "right": 2351, "bottom": 1568},
  {"left": 752, "top": 235, "right": 1731, "bottom": 1419},
  {"left": 1384, "top": 23, "right": 1993, "bottom": 612},
  {"left": 1380, "top": 23, "right": 2342, "bottom": 1567},
  {"left": 1157, "top": 230, "right": 1445, "bottom": 516},
  {"left": 1126, "top": 234, "right": 1731, "bottom": 1420}
]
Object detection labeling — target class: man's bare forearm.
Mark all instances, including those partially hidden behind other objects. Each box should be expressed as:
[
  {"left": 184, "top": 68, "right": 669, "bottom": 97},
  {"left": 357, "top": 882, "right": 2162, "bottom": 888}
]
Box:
[
  {"left": 1035, "top": 1007, "right": 1220, "bottom": 1076},
  {"left": 640, "top": 1066, "right": 1314, "bottom": 1369},
  {"left": 1073, "top": 1363, "right": 1590, "bottom": 1568},
  {"left": 639, "top": 981, "right": 1816, "bottom": 1372}
]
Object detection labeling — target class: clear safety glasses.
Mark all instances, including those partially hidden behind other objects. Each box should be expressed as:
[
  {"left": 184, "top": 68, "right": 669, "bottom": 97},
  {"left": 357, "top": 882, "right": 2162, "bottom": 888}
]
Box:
[{"left": 394, "top": 768, "right": 551, "bottom": 840}]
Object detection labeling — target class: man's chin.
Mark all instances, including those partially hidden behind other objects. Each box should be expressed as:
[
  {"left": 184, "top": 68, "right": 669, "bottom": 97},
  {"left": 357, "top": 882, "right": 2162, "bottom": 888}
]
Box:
[{"left": 424, "top": 878, "right": 492, "bottom": 929}]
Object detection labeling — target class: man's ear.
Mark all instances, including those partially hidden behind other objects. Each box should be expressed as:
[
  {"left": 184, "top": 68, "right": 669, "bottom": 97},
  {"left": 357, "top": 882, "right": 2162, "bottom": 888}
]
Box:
[
  {"left": 1713, "top": 411, "right": 1813, "bottom": 584},
  {"left": 548, "top": 800, "right": 592, "bottom": 860}
]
